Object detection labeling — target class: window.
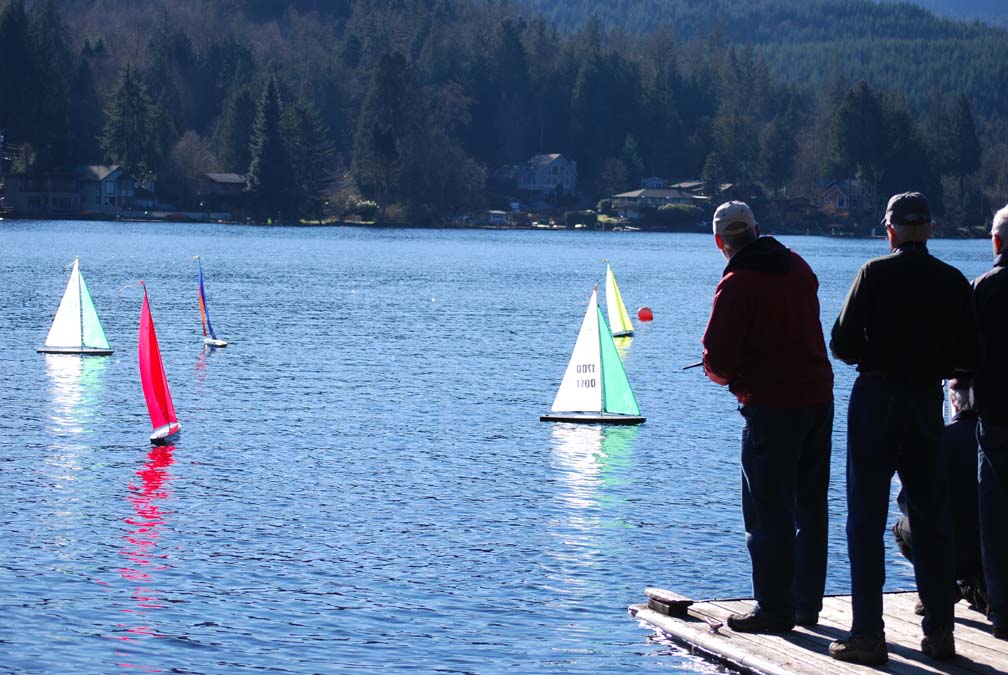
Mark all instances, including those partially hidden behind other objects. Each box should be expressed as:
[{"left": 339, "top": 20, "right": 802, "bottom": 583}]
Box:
[{"left": 104, "top": 181, "right": 116, "bottom": 195}]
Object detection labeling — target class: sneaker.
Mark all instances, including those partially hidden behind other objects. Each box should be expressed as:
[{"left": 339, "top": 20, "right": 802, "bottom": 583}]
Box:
[
  {"left": 921, "top": 626, "right": 955, "bottom": 660},
  {"left": 829, "top": 634, "right": 888, "bottom": 665},
  {"left": 727, "top": 609, "right": 794, "bottom": 633},
  {"left": 795, "top": 610, "right": 819, "bottom": 626}
]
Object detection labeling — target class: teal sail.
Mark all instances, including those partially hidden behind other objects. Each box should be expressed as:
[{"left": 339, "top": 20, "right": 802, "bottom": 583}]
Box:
[
  {"left": 597, "top": 307, "right": 641, "bottom": 416},
  {"left": 78, "top": 272, "right": 111, "bottom": 350}
]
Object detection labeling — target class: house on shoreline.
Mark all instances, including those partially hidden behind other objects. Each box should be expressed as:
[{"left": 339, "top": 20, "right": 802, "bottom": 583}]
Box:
[{"left": 4, "top": 165, "right": 137, "bottom": 217}]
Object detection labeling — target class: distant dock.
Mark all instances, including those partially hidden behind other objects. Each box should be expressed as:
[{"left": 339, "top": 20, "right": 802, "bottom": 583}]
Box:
[{"left": 630, "top": 588, "right": 1006, "bottom": 675}]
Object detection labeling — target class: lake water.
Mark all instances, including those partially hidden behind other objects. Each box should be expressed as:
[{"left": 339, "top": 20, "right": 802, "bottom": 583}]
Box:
[{"left": 0, "top": 220, "right": 994, "bottom": 674}]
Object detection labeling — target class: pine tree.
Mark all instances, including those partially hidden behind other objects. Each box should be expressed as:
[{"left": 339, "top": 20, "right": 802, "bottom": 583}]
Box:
[
  {"left": 101, "top": 65, "right": 157, "bottom": 176},
  {"left": 216, "top": 86, "right": 257, "bottom": 173},
  {"left": 352, "top": 52, "right": 416, "bottom": 210},
  {"left": 0, "top": 0, "right": 35, "bottom": 148},
  {"left": 28, "top": 0, "right": 73, "bottom": 168},
  {"left": 246, "top": 72, "right": 296, "bottom": 222},
  {"left": 283, "top": 100, "right": 337, "bottom": 221}
]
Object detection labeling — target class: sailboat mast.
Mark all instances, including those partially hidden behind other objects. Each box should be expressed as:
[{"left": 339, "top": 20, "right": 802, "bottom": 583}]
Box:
[
  {"left": 75, "top": 258, "right": 84, "bottom": 347},
  {"left": 595, "top": 286, "right": 607, "bottom": 413}
]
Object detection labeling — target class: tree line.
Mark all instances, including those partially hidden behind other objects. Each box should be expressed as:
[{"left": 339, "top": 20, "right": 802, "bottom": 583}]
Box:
[{"left": 0, "top": 0, "right": 1001, "bottom": 228}]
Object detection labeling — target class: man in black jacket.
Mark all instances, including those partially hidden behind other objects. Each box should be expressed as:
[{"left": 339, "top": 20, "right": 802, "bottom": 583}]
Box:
[
  {"left": 829, "top": 192, "right": 976, "bottom": 665},
  {"left": 973, "top": 204, "right": 1008, "bottom": 641}
]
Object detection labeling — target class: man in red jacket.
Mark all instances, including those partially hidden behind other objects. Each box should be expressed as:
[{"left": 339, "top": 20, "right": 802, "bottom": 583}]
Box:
[{"left": 702, "top": 201, "right": 834, "bottom": 633}]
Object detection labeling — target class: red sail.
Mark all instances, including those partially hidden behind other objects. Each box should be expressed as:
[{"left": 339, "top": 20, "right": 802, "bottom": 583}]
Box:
[{"left": 139, "top": 288, "right": 178, "bottom": 433}]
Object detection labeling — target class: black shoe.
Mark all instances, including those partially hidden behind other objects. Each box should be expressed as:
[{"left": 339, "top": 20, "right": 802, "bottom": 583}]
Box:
[
  {"left": 727, "top": 609, "right": 794, "bottom": 633},
  {"left": 914, "top": 598, "right": 925, "bottom": 616},
  {"left": 922, "top": 626, "right": 955, "bottom": 660},
  {"left": 829, "top": 633, "right": 888, "bottom": 665},
  {"left": 994, "top": 624, "right": 1007, "bottom": 640},
  {"left": 795, "top": 610, "right": 819, "bottom": 626}
]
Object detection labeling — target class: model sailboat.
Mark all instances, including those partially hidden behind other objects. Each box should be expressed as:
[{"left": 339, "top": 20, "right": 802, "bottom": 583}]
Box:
[
  {"left": 604, "top": 263, "right": 634, "bottom": 338},
  {"left": 541, "top": 287, "right": 645, "bottom": 425},
  {"left": 139, "top": 285, "right": 181, "bottom": 443},
  {"left": 38, "top": 258, "right": 113, "bottom": 355},
  {"left": 196, "top": 257, "right": 228, "bottom": 347}
]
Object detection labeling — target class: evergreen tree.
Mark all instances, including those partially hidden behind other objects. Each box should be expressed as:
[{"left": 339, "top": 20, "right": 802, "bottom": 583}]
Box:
[
  {"left": 283, "top": 100, "right": 337, "bottom": 221},
  {"left": 948, "top": 94, "right": 981, "bottom": 179},
  {"left": 246, "top": 72, "right": 297, "bottom": 222},
  {"left": 0, "top": 0, "right": 35, "bottom": 149},
  {"left": 68, "top": 58, "right": 103, "bottom": 165},
  {"left": 759, "top": 115, "right": 797, "bottom": 195},
  {"left": 702, "top": 152, "right": 726, "bottom": 201},
  {"left": 28, "top": 0, "right": 73, "bottom": 168},
  {"left": 216, "top": 86, "right": 257, "bottom": 173},
  {"left": 352, "top": 52, "right": 416, "bottom": 210},
  {"left": 101, "top": 65, "right": 157, "bottom": 176}
]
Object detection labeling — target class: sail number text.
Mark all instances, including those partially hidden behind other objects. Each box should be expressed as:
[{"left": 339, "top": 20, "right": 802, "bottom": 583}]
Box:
[{"left": 575, "top": 363, "right": 596, "bottom": 388}]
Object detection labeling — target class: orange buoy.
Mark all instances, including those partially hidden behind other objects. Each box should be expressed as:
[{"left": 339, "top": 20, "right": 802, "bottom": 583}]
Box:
[{"left": 637, "top": 306, "right": 653, "bottom": 321}]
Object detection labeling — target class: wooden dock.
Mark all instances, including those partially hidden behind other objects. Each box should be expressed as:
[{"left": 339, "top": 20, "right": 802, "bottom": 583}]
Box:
[{"left": 630, "top": 588, "right": 1007, "bottom": 675}]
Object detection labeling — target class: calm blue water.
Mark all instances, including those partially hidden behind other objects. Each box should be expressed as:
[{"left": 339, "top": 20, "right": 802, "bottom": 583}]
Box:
[{"left": 0, "top": 220, "right": 994, "bottom": 675}]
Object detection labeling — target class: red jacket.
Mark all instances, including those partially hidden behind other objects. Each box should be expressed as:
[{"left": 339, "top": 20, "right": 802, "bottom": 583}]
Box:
[{"left": 702, "top": 237, "right": 833, "bottom": 406}]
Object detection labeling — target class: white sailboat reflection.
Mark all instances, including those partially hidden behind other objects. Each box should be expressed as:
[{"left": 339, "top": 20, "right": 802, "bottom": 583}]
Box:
[{"left": 44, "top": 353, "right": 107, "bottom": 439}]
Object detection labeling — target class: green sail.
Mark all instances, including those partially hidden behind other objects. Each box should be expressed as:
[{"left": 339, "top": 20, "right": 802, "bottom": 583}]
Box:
[
  {"left": 78, "top": 272, "right": 111, "bottom": 350},
  {"left": 597, "top": 306, "right": 641, "bottom": 416}
]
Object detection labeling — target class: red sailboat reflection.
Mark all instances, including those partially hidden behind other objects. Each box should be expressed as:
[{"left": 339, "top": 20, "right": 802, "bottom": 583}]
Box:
[{"left": 117, "top": 444, "right": 175, "bottom": 641}]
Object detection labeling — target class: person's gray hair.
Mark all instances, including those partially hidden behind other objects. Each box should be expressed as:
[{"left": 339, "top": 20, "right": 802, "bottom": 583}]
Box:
[
  {"left": 950, "top": 386, "right": 974, "bottom": 413},
  {"left": 993, "top": 204, "right": 1008, "bottom": 242}
]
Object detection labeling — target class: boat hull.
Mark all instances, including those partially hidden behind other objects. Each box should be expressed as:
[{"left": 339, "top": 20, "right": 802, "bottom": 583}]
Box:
[
  {"left": 203, "top": 337, "right": 229, "bottom": 348},
  {"left": 611, "top": 330, "right": 633, "bottom": 338},
  {"left": 150, "top": 422, "right": 181, "bottom": 444},
  {"left": 540, "top": 412, "right": 646, "bottom": 425},
  {"left": 37, "top": 346, "right": 114, "bottom": 355}
]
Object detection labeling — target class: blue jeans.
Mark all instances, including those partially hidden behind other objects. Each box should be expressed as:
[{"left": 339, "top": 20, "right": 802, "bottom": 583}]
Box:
[
  {"left": 979, "top": 420, "right": 1008, "bottom": 628},
  {"left": 740, "top": 401, "right": 833, "bottom": 620},
  {"left": 846, "top": 375, "right": 954, "bottom": 637}
]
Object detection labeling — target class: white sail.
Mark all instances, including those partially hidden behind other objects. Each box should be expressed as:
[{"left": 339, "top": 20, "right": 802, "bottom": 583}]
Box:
[
  {"left": 605, "top": 264, "right": 634, "bottom": 337},
  {"left": 44, "top": 259, "right": 83, "bottom": 349},
  {"left": 551, "top": 288, "right": 603, "bottom": 413}
]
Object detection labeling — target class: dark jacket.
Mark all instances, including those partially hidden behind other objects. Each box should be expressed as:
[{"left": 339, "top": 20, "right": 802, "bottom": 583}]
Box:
[
  {"left": 702, "top": 236, "right": 833, "bottom": 406},
  {"left": 973, "top": 253, "right": 1008, "bottom": 426},
  {"left": 831, "top": 242, "right": 976, "bottom": 386}
]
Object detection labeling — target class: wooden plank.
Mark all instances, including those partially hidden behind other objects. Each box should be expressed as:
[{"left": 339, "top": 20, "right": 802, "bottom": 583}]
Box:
[{"left": 631, "top": 591, "right": 1008, "bottom": 675}]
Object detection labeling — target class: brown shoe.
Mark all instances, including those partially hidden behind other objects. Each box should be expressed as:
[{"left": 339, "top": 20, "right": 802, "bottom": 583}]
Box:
[
  {"left": 922, "top": 626, "right": 956, "bottom": 660},
  {"left": 829, "top": 634, "right": 888, "bottom": 665}
]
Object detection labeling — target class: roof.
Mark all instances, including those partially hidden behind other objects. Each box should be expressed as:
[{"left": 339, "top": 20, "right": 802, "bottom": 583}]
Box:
[
  {"left": 612, "top": 188, "right": 694, "bottom": 200},
  {"left": 75, "top": 165, "right": 122, "bottom": 181},
  {"left": 528, "top": 153, "right": 564, "bottom": 166},
  {"left": 204, "top": 173, "right": 245, "bottom": 184}
]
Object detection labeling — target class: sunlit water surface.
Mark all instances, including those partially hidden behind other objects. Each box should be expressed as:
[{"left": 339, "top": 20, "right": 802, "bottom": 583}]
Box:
[{"left": 0, "top": 221, "right": 993, "bottom": 674}]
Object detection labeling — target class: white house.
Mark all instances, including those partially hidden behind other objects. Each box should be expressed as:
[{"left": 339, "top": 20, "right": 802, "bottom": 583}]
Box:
[{"left": 517, "top": 154, "right": 576, "bottom": 200}]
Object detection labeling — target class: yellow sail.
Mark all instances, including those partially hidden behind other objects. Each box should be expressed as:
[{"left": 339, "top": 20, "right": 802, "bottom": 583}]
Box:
[{"left": 605, "top": 264, "right": 634, "bottom": 337}]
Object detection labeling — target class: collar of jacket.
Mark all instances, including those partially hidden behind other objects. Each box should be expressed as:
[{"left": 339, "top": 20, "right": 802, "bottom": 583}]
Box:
[
  {"left": 722, "top": 236, "right": 791, "bottom": 276},
  {"left": 894, "top": 241, "right": 929, "bottom": 255},
  {"left": 994, "top": 252, "right": 1007, "bottom": 269}
]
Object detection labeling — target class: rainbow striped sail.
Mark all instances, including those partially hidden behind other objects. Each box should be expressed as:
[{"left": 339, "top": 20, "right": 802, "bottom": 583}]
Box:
[{"left": 196, "top": 257, "right": 228, "bottom": 347}]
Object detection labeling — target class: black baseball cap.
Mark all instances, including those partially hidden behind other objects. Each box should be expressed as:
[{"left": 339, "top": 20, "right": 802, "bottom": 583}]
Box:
[{"left": 883, "top": 192, "right": 931, "bottom": 227}]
